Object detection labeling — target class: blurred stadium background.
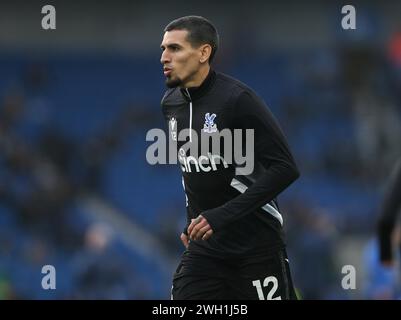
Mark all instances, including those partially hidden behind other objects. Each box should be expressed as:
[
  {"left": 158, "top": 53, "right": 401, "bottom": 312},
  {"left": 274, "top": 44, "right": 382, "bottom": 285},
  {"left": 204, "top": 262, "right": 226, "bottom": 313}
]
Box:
[{"left": 0, "top": 0, "right": 401, "bottom": 299}]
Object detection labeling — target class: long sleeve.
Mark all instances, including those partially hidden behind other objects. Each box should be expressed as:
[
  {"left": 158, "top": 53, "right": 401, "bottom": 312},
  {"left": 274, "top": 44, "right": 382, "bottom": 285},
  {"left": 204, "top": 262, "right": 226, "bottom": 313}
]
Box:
[
  {"left": 377, "top": 160, "right": 401, "bottom": 262},
  {"left": 202, "top": 91, "right": 300, "bottom": 231},
  {"left": 182, "top": 206, "right": 194, "bottom": 235}
]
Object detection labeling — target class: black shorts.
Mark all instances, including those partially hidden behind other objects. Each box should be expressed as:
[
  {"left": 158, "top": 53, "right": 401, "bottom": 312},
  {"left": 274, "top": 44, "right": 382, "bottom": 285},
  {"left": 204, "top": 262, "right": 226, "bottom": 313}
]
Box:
[{"left": 171, "top": 249, "right": 297, "bottom": 300}]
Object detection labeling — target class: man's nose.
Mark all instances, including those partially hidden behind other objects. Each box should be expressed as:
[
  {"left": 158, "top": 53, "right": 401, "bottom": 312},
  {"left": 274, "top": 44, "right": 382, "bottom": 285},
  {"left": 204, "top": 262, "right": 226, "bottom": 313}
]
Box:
[{"left": 161, "top": 51, "right": 170, "bottom": 64}]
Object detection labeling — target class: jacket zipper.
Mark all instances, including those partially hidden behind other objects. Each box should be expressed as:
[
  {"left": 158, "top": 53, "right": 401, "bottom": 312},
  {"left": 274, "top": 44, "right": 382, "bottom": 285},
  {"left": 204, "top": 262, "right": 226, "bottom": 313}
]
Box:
[{"left": 185, "top": 88, "right": 193, "bottom": 142}]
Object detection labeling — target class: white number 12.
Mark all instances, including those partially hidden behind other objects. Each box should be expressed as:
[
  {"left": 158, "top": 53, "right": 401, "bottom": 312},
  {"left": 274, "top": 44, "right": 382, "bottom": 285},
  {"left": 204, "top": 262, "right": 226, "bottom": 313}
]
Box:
[{"left": 252, "top": 276, "right": 281, "bottom": 300}]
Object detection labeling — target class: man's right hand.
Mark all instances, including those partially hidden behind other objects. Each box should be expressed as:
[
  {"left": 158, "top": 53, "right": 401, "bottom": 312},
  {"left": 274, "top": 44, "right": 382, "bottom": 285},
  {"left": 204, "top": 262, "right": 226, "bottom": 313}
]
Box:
[{"left": 180, "top": 233, "right": 189, "bottom": 248}]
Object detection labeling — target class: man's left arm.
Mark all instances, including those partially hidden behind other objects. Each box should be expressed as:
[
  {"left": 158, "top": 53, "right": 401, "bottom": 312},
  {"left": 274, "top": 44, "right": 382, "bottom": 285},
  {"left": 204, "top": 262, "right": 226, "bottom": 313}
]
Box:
[{"left": 194, "top": 91, "right": 299, "bottom": 236}]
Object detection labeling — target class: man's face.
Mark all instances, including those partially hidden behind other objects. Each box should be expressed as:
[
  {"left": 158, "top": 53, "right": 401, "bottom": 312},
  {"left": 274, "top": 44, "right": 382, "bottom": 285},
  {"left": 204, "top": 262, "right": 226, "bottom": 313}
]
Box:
[{"left": 160, "top": 29, "right": 202, "bottom": 88}]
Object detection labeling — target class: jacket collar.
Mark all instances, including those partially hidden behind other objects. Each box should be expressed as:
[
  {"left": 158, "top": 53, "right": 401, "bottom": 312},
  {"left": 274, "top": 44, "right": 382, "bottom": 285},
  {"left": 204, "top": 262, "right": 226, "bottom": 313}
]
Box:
[{"left": 180, "top": 69, "right": 216, "bottom": 101}]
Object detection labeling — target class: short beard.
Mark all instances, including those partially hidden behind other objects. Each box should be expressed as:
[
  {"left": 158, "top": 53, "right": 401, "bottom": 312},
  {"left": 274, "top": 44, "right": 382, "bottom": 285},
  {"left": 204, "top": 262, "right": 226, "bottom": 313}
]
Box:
[{"left": 165, "top": 76, "right": 182, "bottom": 88}]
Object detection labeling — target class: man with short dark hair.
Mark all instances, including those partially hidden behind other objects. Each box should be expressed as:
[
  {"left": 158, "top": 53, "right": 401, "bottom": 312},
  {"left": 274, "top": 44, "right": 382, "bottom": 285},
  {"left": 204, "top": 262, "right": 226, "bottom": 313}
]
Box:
[{"left": 160, "top": 15, "right": 300, "bottom": 300}]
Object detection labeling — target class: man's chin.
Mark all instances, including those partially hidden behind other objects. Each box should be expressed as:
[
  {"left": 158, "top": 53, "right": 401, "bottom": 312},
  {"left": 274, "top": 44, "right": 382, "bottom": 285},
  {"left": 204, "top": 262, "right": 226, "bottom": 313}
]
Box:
[{"left": 165, "top": 77, "right": 182, "bottom": 88}]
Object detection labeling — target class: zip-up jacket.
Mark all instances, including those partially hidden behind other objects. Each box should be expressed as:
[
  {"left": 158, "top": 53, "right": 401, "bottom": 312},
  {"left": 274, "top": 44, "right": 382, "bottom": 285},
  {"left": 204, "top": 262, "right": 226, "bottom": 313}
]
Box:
[{"left": 161, "top": 69, "right": 300, "bottom": 257}]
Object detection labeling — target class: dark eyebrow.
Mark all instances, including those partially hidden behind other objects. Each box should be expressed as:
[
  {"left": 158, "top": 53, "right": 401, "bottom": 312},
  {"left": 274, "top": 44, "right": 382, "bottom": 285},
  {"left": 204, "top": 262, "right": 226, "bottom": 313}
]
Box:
[{"left": 161, "top": 43, "right": 182, "bottom": 50}]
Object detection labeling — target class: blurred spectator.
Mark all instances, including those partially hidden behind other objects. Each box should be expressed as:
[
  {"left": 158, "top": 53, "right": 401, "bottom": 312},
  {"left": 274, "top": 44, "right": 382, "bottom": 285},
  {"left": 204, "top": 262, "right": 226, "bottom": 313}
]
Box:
[
  {"left": 285, "top": 200, "right": 339, "bottom": 299},
  {"left": 71, "top": 222, "right": 149, "bottom": 299},
  {"left": 388, "top": 30, "right": 401, "bottom": 68}
]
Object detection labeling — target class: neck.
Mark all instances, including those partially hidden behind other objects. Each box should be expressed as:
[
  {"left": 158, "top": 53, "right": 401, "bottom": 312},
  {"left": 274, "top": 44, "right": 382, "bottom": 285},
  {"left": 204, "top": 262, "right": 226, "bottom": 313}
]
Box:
[{"left": 182, "top": 64, "right": 210, "bottom": 88}]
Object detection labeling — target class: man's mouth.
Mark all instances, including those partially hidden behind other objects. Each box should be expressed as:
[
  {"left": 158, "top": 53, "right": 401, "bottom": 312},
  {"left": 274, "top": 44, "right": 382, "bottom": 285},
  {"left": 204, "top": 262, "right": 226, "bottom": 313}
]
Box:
[{"left": 163, "top": 67, "right": 172, "bottom": 76}]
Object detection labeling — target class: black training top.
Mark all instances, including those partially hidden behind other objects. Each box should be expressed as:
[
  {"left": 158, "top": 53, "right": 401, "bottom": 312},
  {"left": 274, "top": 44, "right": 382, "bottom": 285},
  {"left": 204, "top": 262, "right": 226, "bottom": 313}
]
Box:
[{"left": 161, "top": 69, "right": 300, "bottom": 258}]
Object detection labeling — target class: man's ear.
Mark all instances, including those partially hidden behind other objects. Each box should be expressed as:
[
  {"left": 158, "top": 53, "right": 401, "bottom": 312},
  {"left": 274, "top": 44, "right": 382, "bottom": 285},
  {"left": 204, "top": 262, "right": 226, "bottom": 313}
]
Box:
[{"left": 199, "top": 44, "right": 212, "bottom": 64}]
